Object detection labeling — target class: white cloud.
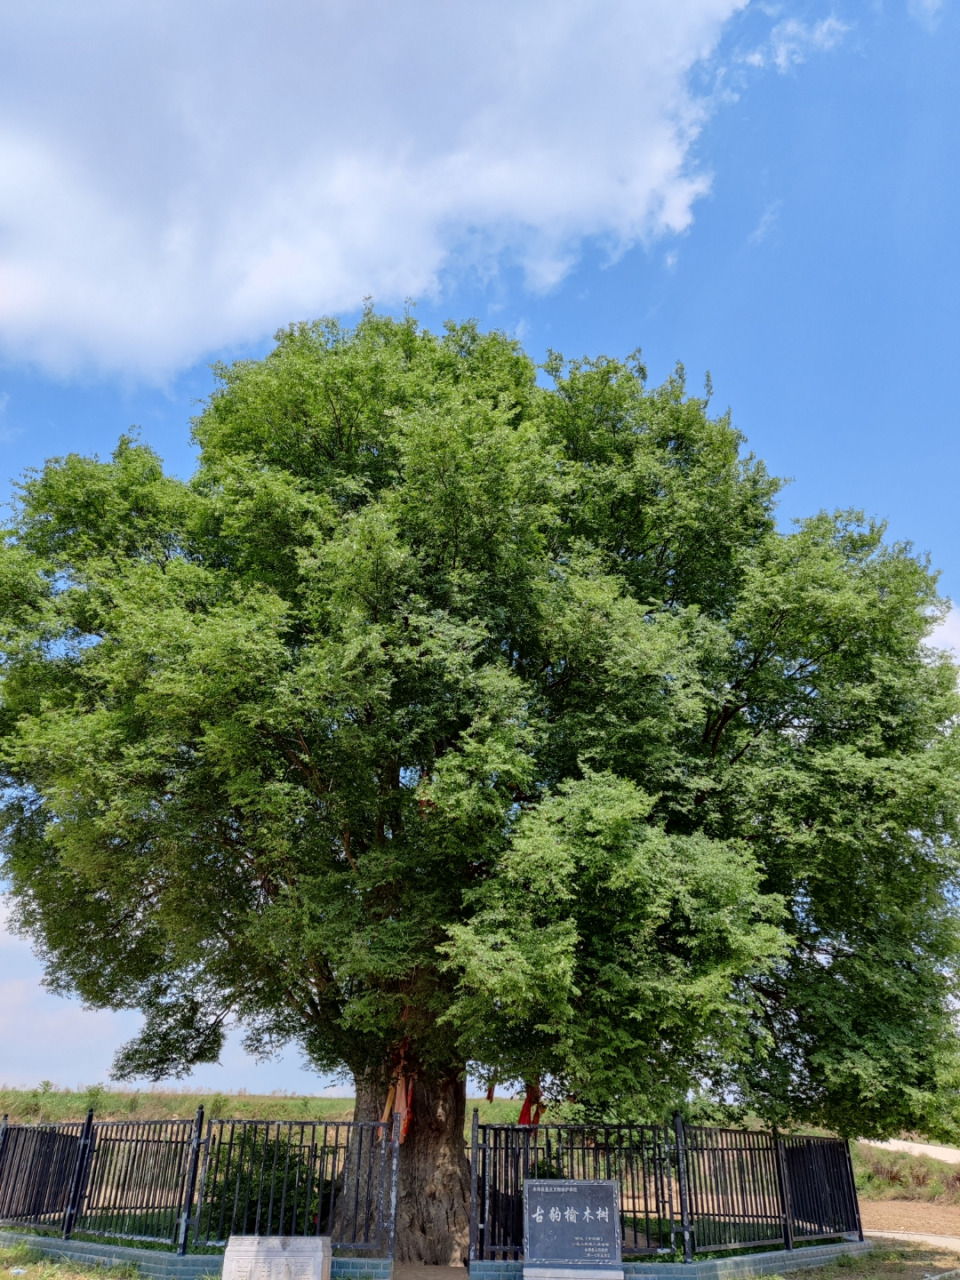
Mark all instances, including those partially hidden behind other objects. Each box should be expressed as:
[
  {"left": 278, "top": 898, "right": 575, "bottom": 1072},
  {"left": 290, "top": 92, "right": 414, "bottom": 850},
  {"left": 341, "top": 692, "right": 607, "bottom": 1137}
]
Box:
[
  {"left": 748, "top": 198, "right": 784, "bottom": 243},
  {"left": 745, "top": 14, "right": 848, "bottom": 71},
  {"left": 930, "top": 607, "right": 960, "bottom": 657},
  {"left": 908, "top": 0, "right": 944, "bottom": 30},
  {"left": 0, "top": 0, "right": 750, "bottom": 379}
]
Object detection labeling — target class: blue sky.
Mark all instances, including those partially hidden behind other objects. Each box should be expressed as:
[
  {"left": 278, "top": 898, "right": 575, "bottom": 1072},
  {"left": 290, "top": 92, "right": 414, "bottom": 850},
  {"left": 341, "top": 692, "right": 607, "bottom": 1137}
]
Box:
[{"left": 1, "top": 0, "right": 958, "bottom": 1093}]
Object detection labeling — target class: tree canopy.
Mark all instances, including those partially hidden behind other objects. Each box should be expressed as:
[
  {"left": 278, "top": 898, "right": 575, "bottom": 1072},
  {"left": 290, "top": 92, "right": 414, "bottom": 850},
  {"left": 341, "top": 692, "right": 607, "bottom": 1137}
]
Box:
[{"left": 2, "top": 311, "right": 959, "bottom": 1152}]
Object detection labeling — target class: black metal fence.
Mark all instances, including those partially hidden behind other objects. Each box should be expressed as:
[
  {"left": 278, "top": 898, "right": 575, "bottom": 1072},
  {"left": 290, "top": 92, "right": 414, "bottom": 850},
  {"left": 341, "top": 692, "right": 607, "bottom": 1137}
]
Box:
[
  {"left": 469, "top": 1121, "right": 675, "bottom": 1261},
  {"left": 196, "top": 1119, "right": 398, "bottom": 1250},
  {"left": 470, "top": 1114, "right": 862, "bottom": 1261},
  {"left": 0, "top": 1110, "right": 400, "bottom": 1258},
  {"left": 0, "top": 1108, "right": 861, "bottom": 1263}
]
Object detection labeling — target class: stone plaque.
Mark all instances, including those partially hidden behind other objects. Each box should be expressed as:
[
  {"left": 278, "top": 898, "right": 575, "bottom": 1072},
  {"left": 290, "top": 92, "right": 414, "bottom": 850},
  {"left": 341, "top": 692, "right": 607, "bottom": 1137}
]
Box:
[
  {"left": 523, "top": 1179, "right": 622, "bottom": 1278},
  {"left": 222, "top": 1235, "right": 332, "bottom": 1280}
]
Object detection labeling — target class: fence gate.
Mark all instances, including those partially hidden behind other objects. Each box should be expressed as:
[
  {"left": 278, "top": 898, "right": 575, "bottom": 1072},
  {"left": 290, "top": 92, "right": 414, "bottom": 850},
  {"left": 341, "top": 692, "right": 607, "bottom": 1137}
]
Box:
[{"left": 783, "top": 1136, "right": 862, "bottom": 1244}]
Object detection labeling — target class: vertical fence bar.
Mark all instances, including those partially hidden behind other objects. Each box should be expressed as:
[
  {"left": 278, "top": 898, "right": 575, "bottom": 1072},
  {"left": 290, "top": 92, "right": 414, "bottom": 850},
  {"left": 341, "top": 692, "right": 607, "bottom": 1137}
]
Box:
[
  {"left": 469, "top": 1108, "right": 480, "bottom": 1262},
  {"left": 773, "top": 1131, "right": 793, "bottom": 1251},
  {"left": 373, "top": 1125, "right": 385, "bottom": 1251},
  {"left": 672, "top": 1114, "right": 693, "bottom": 1264},
  {"left": 362, "top": 1122, "right": 376, "bottom": 1245},
  {"left": 483, "top": 1126, "right": 492, "bottom": 1260},
  {"left": 326, "top": 1125, "right": 340, "bottom": 1243},
  {"left": 662, "top": 1124, "right": 676, "bottom": 1255},
  {"left": 176, "top": 1106, "right": 204, "bottom": 1256},
  {"left": 315, "top": 1129, "right": 329, "bottom": 1238},
  {"left": 192, "top": 1116, "right": 214, "bottom": 1246},
  {"left": 62, "top": 1109, "right": 94, "bottom": 1240}
]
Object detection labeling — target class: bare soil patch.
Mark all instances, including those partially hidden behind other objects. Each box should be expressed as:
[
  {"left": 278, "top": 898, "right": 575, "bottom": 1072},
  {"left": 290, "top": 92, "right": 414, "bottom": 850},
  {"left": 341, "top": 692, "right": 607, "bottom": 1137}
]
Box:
[{"left": 861, "top": 1201, "right": 960, "bottom": 1236}]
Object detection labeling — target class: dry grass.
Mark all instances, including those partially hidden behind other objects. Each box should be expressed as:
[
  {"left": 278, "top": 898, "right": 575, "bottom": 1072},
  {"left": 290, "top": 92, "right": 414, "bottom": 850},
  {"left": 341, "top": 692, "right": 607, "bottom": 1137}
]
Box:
[
  {"left": 853, "top": 1144, "right": 960, "bottom": 1205},
  {"left": 0, "top": 1087, "right": 355, "bottom": 1125},
  {"left": 803, "top": 1245, "right": 960, "bottom": 1280},
  {"left": 0, "top": 1086, "right": 525, "bottom": 1128}
]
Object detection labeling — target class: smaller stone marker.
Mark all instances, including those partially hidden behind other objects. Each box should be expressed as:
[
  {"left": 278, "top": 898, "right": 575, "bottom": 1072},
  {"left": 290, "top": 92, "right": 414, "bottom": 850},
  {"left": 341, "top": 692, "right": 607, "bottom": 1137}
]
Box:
[
  {"left": 223, "top": 1236, "right": 332, "bottom": 1280},
  {"left": 523, "top": 1180, "right": 622, "bottom": 1280}
]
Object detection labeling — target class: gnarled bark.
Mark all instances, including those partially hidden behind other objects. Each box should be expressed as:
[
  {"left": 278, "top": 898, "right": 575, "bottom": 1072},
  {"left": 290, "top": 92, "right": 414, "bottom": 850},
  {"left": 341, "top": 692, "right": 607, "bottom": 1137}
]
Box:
[{"left": 354, "top": 1068, "right": 470, "bottom": 1266}]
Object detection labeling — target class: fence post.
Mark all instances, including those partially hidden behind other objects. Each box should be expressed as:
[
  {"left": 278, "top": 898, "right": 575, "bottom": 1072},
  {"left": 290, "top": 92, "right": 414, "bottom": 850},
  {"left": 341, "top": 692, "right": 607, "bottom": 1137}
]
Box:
[
  {"left": 177, "top": 1106, "right": 205, "bottom": 1257},
  {"left": 469, "top": 1108, "right": 480, "bottom": 1263},
  {"left": 672, "top": 1113, "right": 693, "bottom": 1263},
  {"left": 63, "top": 1109, "right": 94, "bottom": 1240},
  {"left": 773, "top": 1129, "right": 794, "bottom": 1251}
]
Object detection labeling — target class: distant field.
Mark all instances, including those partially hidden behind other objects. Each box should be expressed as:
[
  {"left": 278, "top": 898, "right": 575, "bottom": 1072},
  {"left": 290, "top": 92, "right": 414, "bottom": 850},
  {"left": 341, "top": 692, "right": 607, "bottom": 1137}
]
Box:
[{"left": 0, "top": 1085, "right": 525, "bottom": 1127}]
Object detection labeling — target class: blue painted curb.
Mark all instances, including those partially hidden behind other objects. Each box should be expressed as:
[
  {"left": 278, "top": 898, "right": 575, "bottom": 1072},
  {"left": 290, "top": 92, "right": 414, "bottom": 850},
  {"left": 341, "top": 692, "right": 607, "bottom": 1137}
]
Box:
[
  {"left": 0, "top": 1231, "right": 393, "bottom": 1280},
  {"left": 330, "top": 1261, "right": 393, "bottom": 1280},
  {"left": 470, "top": 1240, "right": 876, "bottom": 1280}
]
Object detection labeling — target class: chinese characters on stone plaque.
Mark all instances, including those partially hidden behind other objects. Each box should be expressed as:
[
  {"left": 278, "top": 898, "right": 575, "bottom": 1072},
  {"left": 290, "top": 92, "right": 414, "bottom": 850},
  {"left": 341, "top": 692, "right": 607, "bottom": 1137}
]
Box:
[{"left": 523, "top": 1180, "right": 621, "bottom": 1270}]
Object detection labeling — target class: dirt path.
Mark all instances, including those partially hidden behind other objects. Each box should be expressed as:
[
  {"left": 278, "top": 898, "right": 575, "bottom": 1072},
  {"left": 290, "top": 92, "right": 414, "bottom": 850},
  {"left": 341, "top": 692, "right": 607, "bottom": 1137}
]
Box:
[
  {"left": 861, "top": 1200, "right": 960, "bottom": 1236},
  {"left": 865, "top": 1231, "right": 960, "bottom": 1252}
]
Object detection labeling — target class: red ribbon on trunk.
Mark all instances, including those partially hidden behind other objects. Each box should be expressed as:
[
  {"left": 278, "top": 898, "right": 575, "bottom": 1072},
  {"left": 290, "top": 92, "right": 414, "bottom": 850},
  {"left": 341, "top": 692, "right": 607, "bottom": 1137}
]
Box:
[
  {"left": 380, "top": 1037, "right": 416, "bottom": 1143},
  {"left": 518, "top": 1080, "right": 544, "bottom": 1126}
]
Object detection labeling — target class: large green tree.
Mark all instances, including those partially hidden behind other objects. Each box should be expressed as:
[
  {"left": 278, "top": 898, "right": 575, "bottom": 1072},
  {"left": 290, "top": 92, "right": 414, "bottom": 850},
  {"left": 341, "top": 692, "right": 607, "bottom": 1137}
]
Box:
[{"left": 2, "top": 313, "right": 959, "bottom": 1261}]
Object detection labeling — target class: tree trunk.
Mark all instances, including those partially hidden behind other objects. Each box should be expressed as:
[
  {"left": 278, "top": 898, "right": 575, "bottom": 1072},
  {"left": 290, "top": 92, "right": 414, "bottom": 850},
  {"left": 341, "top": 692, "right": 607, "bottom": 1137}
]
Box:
[{"left": 353, "top": 1068, "right": 470, "bottom": 1266}]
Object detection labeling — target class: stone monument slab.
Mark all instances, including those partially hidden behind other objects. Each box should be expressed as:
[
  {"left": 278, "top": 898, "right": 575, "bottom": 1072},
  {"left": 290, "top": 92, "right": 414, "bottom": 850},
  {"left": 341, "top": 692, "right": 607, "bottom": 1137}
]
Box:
[
  {"left": 523, "top": 1179, "right": 622, "bottom": 1280},
  {"left": 222, "top": 1236, "right": 332, "bottom": 1280}
]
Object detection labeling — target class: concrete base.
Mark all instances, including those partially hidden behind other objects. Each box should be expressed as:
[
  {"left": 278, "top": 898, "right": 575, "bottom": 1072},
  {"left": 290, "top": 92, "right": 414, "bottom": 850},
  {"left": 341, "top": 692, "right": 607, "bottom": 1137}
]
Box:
[
  {"left": 472, "top": 1241, "right": 876, "bottom": 1280},
  {"left": 524, "top": 1270, "right": 623, "bottom": 1280},
  {"left": 0, "top": 1231, "right": 393, "bottom": 1280}
]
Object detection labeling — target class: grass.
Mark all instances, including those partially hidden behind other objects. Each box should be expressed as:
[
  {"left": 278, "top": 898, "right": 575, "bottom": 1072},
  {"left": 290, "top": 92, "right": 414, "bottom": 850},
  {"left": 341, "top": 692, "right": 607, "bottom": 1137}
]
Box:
[
  {"left": 853, "top": 1143, "right": 960, "bottom": 1204},
  {"left": 0, "top": 1086, "right": 526, "bottom": 1127},
  {"left": 0, "top": 1242, "right": 142, "bottom": 1280},
  {"left": 754, "top": 1246, "right": 960, "bottom": 1280},
  {"left": 0, "top": 1087, "right": 354, "bottom": 1125},
  {"left": 649, "top": 1247, "right": 960, "bottom": 1280},
  {"left": 5, "top": 1231, "right": 223, "bottom": 1257}
]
